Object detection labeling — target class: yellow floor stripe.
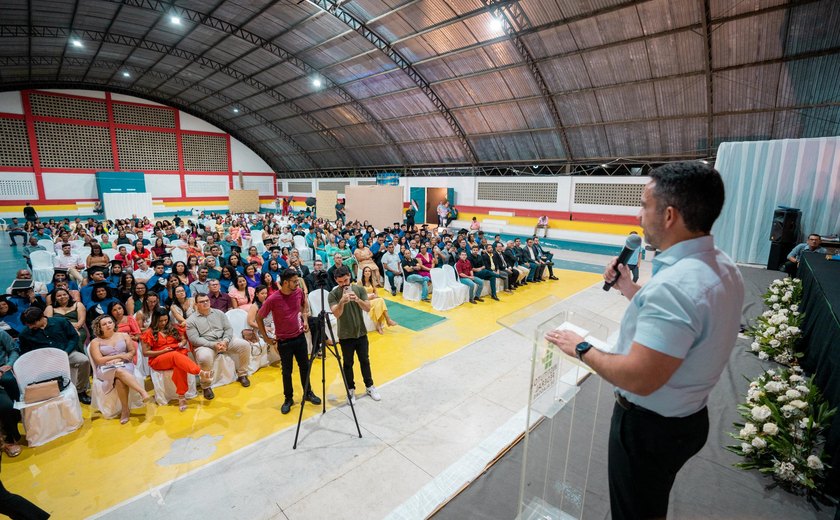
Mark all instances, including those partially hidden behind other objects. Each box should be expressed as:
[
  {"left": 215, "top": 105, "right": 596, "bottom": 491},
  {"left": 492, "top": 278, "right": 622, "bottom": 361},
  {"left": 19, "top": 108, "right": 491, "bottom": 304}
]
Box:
[{"left": 4, "top": 271, "right": 601, "bottom": 519}]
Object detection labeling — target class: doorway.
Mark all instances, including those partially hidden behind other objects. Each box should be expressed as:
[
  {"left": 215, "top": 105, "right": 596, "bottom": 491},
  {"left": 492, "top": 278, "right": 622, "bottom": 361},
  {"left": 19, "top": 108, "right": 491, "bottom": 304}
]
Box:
[{"left": 425, "top": 188, "right": 447, "bottom": 225}]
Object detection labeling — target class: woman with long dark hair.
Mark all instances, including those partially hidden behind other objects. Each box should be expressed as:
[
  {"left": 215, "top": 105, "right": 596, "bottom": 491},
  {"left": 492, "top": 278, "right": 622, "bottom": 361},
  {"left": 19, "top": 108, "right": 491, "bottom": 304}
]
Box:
[
  {"left": 356, "top": 266, "right": 397, "bottom": 334},
  {"left": 109, "top": 300, "right": 140, "bottom": 343},
  {"left": 44, "top": 288, "right": 88, "bottom": 349},
  {"left": 228, "top": 275, "right": 255, "bottom": 311},
  {"left": 85, "top": 242, "right": 110, "bottom": 270},
  {"left": 135, "top": 291, "right": 162, "bottom": 331}
]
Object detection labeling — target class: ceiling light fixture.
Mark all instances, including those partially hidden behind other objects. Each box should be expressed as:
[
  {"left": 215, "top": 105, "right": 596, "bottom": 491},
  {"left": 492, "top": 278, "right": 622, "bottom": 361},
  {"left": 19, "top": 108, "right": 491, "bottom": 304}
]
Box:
[
  {"left": 71, "top": 39, "right": 83, "bottom": 48},
  {"left": 233, "top": 107, "right": 240, "bottom": 113},
  {"left": 312, "top": 78, "right": 322, "bottom": 88},
  {"left": 170, "top": 15, "right": 181, "bottom": 25},
  {"left": 489, "top": 17, "right": 504, "bottom": 32},
  {"left": 122, "top": 71, "right": 130, "bottom": 78}
]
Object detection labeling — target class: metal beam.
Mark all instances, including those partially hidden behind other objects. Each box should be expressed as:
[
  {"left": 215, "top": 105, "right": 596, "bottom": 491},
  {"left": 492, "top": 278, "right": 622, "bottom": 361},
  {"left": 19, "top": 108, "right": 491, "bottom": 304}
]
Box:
[
  {"left": 306, "top": 0, "right": 479, "bottom": 164},
  {"left": 483, "top": 0, "right": 574, "bottom": 160},
  {"left": 700, "top": 0, "right": 714, "bottom": 155},
  {"left": 101, "top": 0, "right": 409, "bottom": 166}
]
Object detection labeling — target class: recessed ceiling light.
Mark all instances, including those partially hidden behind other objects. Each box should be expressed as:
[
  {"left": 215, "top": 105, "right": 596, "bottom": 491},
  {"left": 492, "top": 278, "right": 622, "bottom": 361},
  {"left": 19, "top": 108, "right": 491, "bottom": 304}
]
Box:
[
  {"left": 489, "top": 17, "right": 504, "bottom": 32},
  {"left": 312, "top": 78, "right": 322, "bottom": 88},
  {"left": 601, "top": 164, "right": 609, "bottom": 168},
  {"left": 170, "top": 15, "right": 181, "bottom": 25},
  {"left": 122, "top": 71, "right": 130, "bottom": 78},
  {"left": 71, "top": 39, "right": 83, "bottom": 48},
  {"left": 233, "top": 107, "right": 240, "bottom": 113}
]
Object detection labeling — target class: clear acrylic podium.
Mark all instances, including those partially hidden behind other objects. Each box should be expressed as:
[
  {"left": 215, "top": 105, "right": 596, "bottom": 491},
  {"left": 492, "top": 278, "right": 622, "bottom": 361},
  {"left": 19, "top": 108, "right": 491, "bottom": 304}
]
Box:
[{"left": 498, "top": 296, "right": 620, "bottom": 520}]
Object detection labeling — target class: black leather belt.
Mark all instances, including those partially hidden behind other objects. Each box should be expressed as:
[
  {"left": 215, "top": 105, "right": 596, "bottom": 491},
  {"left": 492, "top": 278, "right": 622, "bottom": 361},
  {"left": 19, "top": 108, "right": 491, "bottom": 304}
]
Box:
[{"left": 615, "top": 391, "right": 660, "bottom": 416}]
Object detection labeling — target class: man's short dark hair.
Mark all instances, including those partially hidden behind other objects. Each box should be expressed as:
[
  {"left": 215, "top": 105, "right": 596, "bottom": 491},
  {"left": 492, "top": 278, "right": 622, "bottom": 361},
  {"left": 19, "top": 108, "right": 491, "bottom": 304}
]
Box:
[
  {"left": 280, "top": 268, "right": 298, "bottom": 284},
  {"left": 649, "top": 161, "right": 725, "bottom": 233},
  {"left": 808, "top": 233, "right": 821, "bottom": 240},
  {"left": 333, "top": 265, "right": 351, "bottom": 279},
  {"left": 21, "top": 306, "right": 44, "bottom": 325}
]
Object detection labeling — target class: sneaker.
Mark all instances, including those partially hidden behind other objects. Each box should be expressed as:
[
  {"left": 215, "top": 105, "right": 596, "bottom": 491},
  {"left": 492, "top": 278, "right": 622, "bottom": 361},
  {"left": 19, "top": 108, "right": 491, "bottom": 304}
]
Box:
[
  {"left": 281, "top": 398, "right": 293, "bottom": 414},
  {"left": 366, "top": 385, "right": 381, "bottom": 401},
  {"left": 347, "top": 389, "right": 356, "bottom": 405},
  {"left": 305, "top": 391, "right": 322, "bottom": 405}
]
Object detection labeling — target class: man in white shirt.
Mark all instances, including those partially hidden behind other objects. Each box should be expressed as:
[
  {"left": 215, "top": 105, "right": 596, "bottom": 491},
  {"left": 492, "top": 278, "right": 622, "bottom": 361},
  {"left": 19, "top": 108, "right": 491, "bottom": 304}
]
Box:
[
  {"left": 380, "top": 243, "right": 403, "bottom": 296},
  {"left": 189, "top": 267, "right": 211, "bottom": 296},
  {"left": 132, "top": 257, "right": 155, "bottom": 284},
  {"left": 53, "top": 242, "right": 84, "bottom": 283}
]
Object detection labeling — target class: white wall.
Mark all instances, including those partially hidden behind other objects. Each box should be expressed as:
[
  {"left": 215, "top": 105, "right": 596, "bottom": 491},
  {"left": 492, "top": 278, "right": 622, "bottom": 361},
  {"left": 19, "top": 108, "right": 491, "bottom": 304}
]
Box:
[
  {"left": 0, "top": 172, "right": 37, "bottom": 200},
  {"left": 184, "top": 175, "right": 229, "bottom": 197},
  {"left": 179, "top": 111, "right": 223, "bottom": 132},
  {"left": 145, "top": 173, "right": 182, "bottom": 198},
  {"left": 110, "top": 93, "right": 165, "bottom": 106},
  {"left": 0, "top": 92, "right": 23, "bottom": 114},
  {"left": 230, "top": 137, "right": 273, "bottom": 173},
  {"left": 42, "top": 173, "right": 98, "bottom": 200}
]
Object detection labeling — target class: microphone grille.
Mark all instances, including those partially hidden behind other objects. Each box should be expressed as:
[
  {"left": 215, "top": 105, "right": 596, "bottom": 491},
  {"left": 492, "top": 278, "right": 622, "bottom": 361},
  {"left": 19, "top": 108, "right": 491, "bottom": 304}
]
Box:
[{"left": 625, "top": 234, "right": 642, "bottom": 249}]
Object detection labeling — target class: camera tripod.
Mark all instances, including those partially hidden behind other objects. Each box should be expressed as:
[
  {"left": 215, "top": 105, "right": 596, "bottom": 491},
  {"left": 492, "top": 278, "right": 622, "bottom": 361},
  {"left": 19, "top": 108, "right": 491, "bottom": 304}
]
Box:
[{"left": 292, "top": 286, "right": 362, "bottom": 449}]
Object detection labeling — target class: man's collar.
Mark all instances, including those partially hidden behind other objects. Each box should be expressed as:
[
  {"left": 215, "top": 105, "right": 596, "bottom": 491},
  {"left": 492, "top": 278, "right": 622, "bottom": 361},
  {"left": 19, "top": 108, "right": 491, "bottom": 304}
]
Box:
[{"left": 651, "top": 235, "right": 714, "bottom": 276}]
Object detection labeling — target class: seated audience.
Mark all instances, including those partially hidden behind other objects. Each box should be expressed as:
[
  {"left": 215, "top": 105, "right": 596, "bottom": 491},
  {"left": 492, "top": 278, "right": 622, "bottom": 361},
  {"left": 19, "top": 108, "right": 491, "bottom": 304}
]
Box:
[
  {"left": 135, "top": 291, "right": 163, "bottom": 330},
  {"left": 783, "top": 233, "right": 827, "bottom": 277},
  {"left": 455, "top": 250, "right": 484, "bottom": 304},
  {"left": 88, "top": 315, "right": 149, "bottom": 424},
  {"left": 208, "top": 279, "right": 236, "bottom": 312},
  {"left": 109, "top": 300, "right": 141, "bottom": 343},
  {"left": 54, "top": 242, "right": 85, "bottom": 284},
  {"left": 380, "top": 243, "right": 403, "bottom": 296}
]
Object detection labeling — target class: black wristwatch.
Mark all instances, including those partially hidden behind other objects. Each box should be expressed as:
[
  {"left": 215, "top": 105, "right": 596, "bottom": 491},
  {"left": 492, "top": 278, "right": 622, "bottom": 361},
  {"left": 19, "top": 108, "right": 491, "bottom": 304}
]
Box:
[{"left": 575, "top": 341, "right": 593, "bottom": 360}]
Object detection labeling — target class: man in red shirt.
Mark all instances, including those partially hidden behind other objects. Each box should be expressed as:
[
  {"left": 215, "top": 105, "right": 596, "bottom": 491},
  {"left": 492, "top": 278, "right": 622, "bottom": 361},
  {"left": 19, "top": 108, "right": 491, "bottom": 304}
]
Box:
[{"left": 257, "top": 269, "right": 322, "bottom": 414}]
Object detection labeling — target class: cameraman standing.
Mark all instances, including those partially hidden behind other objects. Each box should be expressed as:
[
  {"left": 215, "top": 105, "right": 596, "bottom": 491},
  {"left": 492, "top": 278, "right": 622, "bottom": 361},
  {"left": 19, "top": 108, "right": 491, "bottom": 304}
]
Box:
[{"left": 328, "top": 266, "right": 380, "bottom": 404}]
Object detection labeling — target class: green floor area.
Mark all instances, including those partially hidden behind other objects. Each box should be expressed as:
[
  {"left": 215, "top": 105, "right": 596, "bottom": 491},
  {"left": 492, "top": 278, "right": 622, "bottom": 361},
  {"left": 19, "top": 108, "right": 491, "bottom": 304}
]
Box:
[{"left": 386, "top": 299, "right": 447, "bottom": 331}]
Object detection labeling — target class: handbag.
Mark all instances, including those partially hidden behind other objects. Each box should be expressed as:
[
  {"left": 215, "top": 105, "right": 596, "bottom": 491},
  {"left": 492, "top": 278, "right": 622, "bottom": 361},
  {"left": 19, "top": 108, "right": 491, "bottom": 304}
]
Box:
[{"left": 24, "top": 376, "right": 67, "bottom": 404}]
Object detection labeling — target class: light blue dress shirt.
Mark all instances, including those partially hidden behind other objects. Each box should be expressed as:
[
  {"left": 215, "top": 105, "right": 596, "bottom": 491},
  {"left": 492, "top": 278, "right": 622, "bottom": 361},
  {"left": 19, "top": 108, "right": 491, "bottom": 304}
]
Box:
[
  {"left": 787, "top": 243, "right": 826, "bottom": 262},
  {"left": 614, "top": 235, "right": 744, "bottom": 417}
]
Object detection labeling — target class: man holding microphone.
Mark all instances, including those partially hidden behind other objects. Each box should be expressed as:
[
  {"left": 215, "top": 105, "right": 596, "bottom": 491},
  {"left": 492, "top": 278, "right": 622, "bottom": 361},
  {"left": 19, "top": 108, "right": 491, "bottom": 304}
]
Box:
[
  {"left": 328, "top": 266, "right": 381, "bottom": 404},
  {"left": 545, "top": 162, "right": 744, "bottom": 520}
]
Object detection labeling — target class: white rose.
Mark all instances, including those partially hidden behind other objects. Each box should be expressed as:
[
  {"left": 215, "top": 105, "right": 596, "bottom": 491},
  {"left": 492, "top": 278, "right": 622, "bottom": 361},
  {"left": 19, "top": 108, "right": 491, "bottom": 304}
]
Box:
[
  {"left": 765, "top": 327, "right": 777, "bottom": 335},
  {"left": 763, "top": 423, "right": 779, "bottom": 435},
  {"left": 781, "top": 294, "right": 791, "bottom": 302},
  {"left": 785, "top": 389, "right": 801, "bottom": 400},
  {"left": 751, "top": 437, "right": 767, "bottom": 449},
  {"left": 787, "top": 327, "right": 800, "bottom": 335},
  {"left": 781, "top": 404, "right": 796, "bottom": 417},
  {"left": 765, "top": 381, "right": 783, "bottom": 393},
  {"left": 790, "top": 399, "right": 807, "bottom": 410},
  {"left": 767, "top": 369, "right": 776, "bottom": 376},
  {"left": 793, "top": 311, "right": 801, "bottom": 316},
  {"left": 799, "top": 418, "right": 811, "bottom": 429},
  {"left": 795, "top": 385, "right": 809, "bottom": 394},
  {"left": 772, "top": 303, "right": 781, "bottom": 310},
  {"left": 750, "top": 342, "right": 760, "bottom": 352},
  {"left": 776, "top": 395, "right": 787, "bottom": 403},
  {"left": 790, "top": 304, "right": 798, "bottom": 311},
  {"left": 769, "top": 295, "right": 779, "bottom": 302},
  {"left": 740, "top": 423, "right": 758, "bottom": 438},
  {"left": 769, "top": 339, "right": 781, "bottom": 347},
  {"left": 789, "top": 374, "right": 803, "bottom": 382},
  {"left": 807, "top": 455, "right": 824, "bottom": 470},
  {"left": 741, "top": 442, "right": 753, "bottom": 454},
  {"left": 763, "top": 310, "right": 773, "bottom": 317},
  {"left": 758, "top": 351, "right": 769, "bottom": 360},
  {"left": 751, "top": 405, "right": 772, "bottom": 421}
]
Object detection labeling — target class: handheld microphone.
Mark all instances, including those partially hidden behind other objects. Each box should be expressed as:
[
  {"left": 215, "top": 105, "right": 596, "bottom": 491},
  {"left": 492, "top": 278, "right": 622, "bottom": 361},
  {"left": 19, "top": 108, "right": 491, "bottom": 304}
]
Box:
[{"left": 603, "top": 234, "right": 643, "bottom": 291}]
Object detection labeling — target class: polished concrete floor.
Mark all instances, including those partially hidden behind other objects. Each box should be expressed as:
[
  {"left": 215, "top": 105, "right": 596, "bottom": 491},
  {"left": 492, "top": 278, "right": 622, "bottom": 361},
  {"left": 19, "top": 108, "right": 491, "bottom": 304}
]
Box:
[{"left": 0, "top": 234, "right": 636, "bottom": 519}]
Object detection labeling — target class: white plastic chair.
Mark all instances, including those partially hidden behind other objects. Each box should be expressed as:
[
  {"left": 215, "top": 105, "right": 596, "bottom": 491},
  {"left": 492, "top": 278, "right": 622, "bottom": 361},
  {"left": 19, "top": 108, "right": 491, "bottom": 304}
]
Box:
[
  {"left": 126, "top": 233, "right": 137, "bottom": 242},
  {"left": 70, "top": 239, "right": 85, "bottom": 251},
  {"left": 30, "top": 250, "right": 55, "bottom": 284},
  {"left": 251, "top": 229, "right": 265, "bottom": 254},
  {"left": 308, "top": 289, "right": 337, "bottom": 332},
  {"left": 148, "top": 348, "right": 198, "bottom": 406},
  {"left": 86, "top": 345, "right": 144, "bottom": 419},
  {"left": 13, "top": 349, "right": 83, "bottom": 447},
  {"left": 37, "top": 239, "right": 55, "bottom": 252},
  {"left": 429, "top": 268, "right": 460, "bottom": 311},
  {"left": 104, "top": 249, "right": 119, "bottom": 261},
  {"left": 226, "top": 309, "right": 266, "bottom": 375},
  {"left": 442, "top": 264, "right": 470, "bottom": 305},
  {"left": 171, "top": 247, "right": 187, "bottom": 263},
  {"left": 293, "top": 235, "right": 312, "bottom": 262},
  {"left": 403, "top": 277, "right": 423, "bottom": 302},
  {"left": 77, "top": 246, "right": 91, "bottom": 267},
  {"left": 169, "top": 239, "right": 185, "bottom": 248}
]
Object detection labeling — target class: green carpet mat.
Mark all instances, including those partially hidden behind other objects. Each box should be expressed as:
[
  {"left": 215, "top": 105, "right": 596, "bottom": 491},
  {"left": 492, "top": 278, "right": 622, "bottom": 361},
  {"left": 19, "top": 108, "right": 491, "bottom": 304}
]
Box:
[{"left": 386, "top": 299, "right": 447, "bottom": 331}]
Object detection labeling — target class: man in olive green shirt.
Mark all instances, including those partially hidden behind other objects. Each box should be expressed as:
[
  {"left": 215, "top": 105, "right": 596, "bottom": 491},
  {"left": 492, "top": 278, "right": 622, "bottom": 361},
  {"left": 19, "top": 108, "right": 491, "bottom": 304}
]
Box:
[{"left": 328, "top": 266, "right": 380, "bottom": 404}]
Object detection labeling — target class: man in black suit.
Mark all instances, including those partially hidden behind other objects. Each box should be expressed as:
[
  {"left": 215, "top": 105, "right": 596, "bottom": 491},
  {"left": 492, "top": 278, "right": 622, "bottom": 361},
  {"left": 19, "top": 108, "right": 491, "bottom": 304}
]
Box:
[
  {"left": 483, "top": 244, "right": 514, "bottom": 293},
  {"left": 521, "top": 237, "right": 548, "bottom": 281},
  {"left": 503, "top": 240, "right": 529, "bottom": 286},
  {"left": 288, "top": 254, "right": 311, "bottom": 291},
  {"left": 492, "top": 242, "right": 520, "bottom": 289},
  {"left": 532, "top": 237, "right": 559, "bottom": 280}
]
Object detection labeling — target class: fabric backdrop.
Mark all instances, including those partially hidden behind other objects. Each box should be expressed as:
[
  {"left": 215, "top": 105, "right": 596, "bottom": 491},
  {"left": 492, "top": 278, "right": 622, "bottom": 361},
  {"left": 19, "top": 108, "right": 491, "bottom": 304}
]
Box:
[{"left": 713, "top": 137, "right": 840, "bottom": 265}]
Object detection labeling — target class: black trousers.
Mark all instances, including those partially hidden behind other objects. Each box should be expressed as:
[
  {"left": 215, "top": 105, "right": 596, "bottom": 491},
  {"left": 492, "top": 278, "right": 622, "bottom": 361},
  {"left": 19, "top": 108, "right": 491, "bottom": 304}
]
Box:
[
  {"left": 339, "top": 335, "right": 373, "bottom": 391},
  {"left": 277, "top": 333, "right": 310, "bottom": 400},
  {"left": 0, "top": 479, "right": 49, "bottom": 520},
  {"left": 0, "top": 373, "right": 21, "bottom": 444},
  {"left": 608, "top": 401, "right": 709, "bottom": 520}
]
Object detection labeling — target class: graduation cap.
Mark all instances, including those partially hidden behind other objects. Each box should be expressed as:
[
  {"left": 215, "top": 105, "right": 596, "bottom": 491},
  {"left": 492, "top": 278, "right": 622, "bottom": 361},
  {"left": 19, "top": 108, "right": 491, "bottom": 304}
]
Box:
[
  {"left": 53, "top": 267, "right": 69, "bottom": 275},
  {"left": 262, "top": 238, "right": 275, "bottom": 245},
  {"left": 89, "top": 280, "right": 112, "bottom": 291},
  {"left": 229, "top": 245, "right": 242, "bottom": 253},
  {"left": 109, "top": 259, "right": 124, "bottom": 266},
  {"left": 151, "top": 259, "right": 166, "bottom": 267},
  {"left": 269, "top": 245, "right": 282, "bottom": 252},
  {"left": 10, "top": 279, "right": 34, "bottom": 291}
]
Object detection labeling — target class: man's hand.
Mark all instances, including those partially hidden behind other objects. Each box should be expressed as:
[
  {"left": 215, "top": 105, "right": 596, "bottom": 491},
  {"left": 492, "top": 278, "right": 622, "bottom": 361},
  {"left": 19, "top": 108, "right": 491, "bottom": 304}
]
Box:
[
  {"left": 302, "top": 318, "right": 309, "bottom": 333},
  {"left": 604, "top": 257, "right": 639, "bottom": 299},
  {"left": 0, "top": 365, "right": 11, "bottom": 373},
  {"left": 216, "top": 341, "right": 228, "bottom": 353},
  {"left": 544, "top": 329, "right": 585, "bottom": 358}
]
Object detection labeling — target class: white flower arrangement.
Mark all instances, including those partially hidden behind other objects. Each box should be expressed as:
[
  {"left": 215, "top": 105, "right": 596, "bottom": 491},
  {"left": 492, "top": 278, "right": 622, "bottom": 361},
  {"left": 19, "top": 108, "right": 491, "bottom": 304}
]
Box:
[
  {"left": 747, "top": 278, "right": 804, "bottom": 366},
  {"left": 728, "top": 366, "right": 836, "bottom": 495}
]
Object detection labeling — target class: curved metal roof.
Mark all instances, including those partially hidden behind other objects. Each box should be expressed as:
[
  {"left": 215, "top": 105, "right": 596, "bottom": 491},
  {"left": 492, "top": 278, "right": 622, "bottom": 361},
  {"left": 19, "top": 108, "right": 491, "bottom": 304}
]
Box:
[{"left": 1, "top": 0, "right": 839, "bottom": 174}]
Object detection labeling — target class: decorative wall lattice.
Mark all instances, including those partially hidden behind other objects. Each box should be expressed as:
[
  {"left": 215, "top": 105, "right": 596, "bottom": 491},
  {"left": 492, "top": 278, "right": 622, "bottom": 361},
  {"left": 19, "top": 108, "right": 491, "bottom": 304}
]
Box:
[
  {"left": 113, "top": 103, "right": 175, "bottom": 128},
  {"left": 34, "top": 121, "right": 113, "bottom": 169},
  {"left": 116, "top": 129, "right": 178, "bottom": 170},
  {"left": 287, "top": 181, "right": 312, "bottom": 193},
  {"left": 182, "top": 134, "right": 228, "bottom": 171},
  {"left": 319, "top": 181, "right": 351, "bottom": 193},
  {"left": 0, "top": 119, "right": 32, "bottom": 167},
  {"left": 29, "top": 93, "right": 107, "bottom": 121},
  {"left": 185, "top": 175, "right": 229, "bottom": 196},
  {"left": 0, "top": 178, "right": 37, "bottom": 199},
  {"left": 476, "top": 182, "right": 558, "bottom": 203},
  {"left": 574, "top": 183, "right": 643, "bottom": 206}
]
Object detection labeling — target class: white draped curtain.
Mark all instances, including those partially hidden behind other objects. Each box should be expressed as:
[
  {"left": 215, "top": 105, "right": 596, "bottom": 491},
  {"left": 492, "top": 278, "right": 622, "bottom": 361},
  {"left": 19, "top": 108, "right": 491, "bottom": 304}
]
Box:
[{"left": 713, "top": 137, "right": 840, "bottom": 265}]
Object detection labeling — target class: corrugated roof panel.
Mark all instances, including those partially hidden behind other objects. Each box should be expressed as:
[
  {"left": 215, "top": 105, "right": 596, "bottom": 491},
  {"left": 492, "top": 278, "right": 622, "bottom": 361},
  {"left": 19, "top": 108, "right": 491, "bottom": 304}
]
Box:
[
  {"left": 531, "top": 130, "right": 567, "bottom": 159},
  {"left": 605, "top": 121, "right": 662, "bottom": 157},
  {"left": 331, "top": 124, "right": 386, "bottom": 147},
  {"left": 470, "top": 134, "right": 505, "bottom": 162},
  {"left": 554, "top": 0, "right": 633, "bottom": 19},
  {"left": 348, "top": 145, "right": 402, "bottom": 167},
  {"left": 713, "top": 113, "right": 774, "bottom": 147},
  {"left": 389, "top": 0, "right": 459, "bottom": 33},
  {"left": 433, "top": 80, "right": 479, "bottom": 108},
  {"left": 773, "top": 106, "right": 840, "bottom": 139},
  {"left": 540, "top": 55, "right": 593, "bottom": 92},
  {"left": 786, "top": 2, "right": 840, "bottom": 55},
  {"left": 252, "top": 1, "right": 315, "bottom": 33},
  {"left": 311, "top": 104, "right": 368, "bottom": 128},
  {"left": 330, "top": 54, "right": 398, "bottom": 85},
  {"left": 596, "top": 82, "right": 658, "bottom": 122},
  {"left": 712, "top": 9, "right": 786, "bottom": 69},
  {"left": 637, "top": 0, "right": 703, "bottom": 33},
  {"left": 517, "top": 98, "right": 558, "bottom": 129},
  {"left": 658, "top": 117, "right": 707, "bottom": 156},
  {"left": 646, "top": 31, "right": 706, "bottom": 78},
  {"left": 483, "top": 40, "right": 525, "bottom": 68},
  {"left": 458, "top": 71, "right": 515, "bottom": 104},
  {"left": 277, "top": 115, "right": 315, "bottom": 135},
  {"left": 362, "top": 89, "right": 438, "bottom": 119},
  {"left": 301, "top": 35, "right": 375, "bottom": 70},
  {"left": 517, "top": 0, "right": 567, "bottom": 28},
  {"left": 524, "top": 25, "right": 579, "bottom": 60},
  {"left": 776, "top": 55, "right": 840, "bottom": 107},
  {"left": 400, "top": 138, "right": 467, "bottom": 164},
  {"left": 0, "top": 1, "right": 27, "bottom": 24},
  {"left": 343, "top": 71, "right": 414, "bottom": 99},
  {"left": 282, "top": 153, "right": 318, "bottom": 171},
  {"left": 383, "top": 114, "right": 452, "bottom": 141},
  {"left": 714, "top": 63, "right": 781, "bottom": 113},
  {"left": 565, "top": 126, "right": 610, "bottom": 158},
  {"left": 455, "top": 106, "right": 492, "bottom": 134},
  {"left": 501, "top": 68, "right": 541, "bottom": 98},
  {"left": 416, "top": 22, "right": 481, "bottom": 56},
  {"left": 460, "top": 11, "right": 507, "bottom": 44},
  {"left": 316, "top": 149, "right": 354, "bottom": 169},
  {"left": 473, "top": 102, "right": 530, "bottom": 133},
  {"left": 490, "top": 133, "right": 540, "bottom": 162},
  {"left": 710, "top": 0, "right": 785, "bottom": 19},
  {"left": 394, "top": 36, "right": 439, "bottom": 62},
  {"left": 295, "top": 89, "right": 348, "bottom": 113},
  {"left": 567, "top": 4, "right": 644, "bottom": 49},
  {"left": 554, "top": 90, "right": 602, "bottom": 125},
  {"left": 293, "top": 132, "right": 332, "bottom": 151},
  {"left": 415, "top": 59, "right": 457, "bottom": 83},
  {"left": 654, "top": 75, "right": 708, "bottom": 117},
  {"left": 583, "top": 40, "right": 651, "bottom": 87},
  {"left": 342, "top": 0, "right": 392, "bottom": 22}
]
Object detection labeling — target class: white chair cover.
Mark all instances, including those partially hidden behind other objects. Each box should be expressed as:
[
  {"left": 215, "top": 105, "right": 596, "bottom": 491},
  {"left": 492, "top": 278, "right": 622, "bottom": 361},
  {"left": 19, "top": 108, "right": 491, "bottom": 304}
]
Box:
[
  {"left": 13, "top": 349, "right": 83, "bottom": 447},
  {"left": 171, "top": 247, "right": 188, "bottom": 263},
  {"left": 430, "top": 268, "right": 460, "bottom": 311},
  {"left": 442, "top": 264, "right": 470, "bottom": 305},
  {"left": 30, "top": 250, "right": 55, "bottom": 284},
  {"left": 308, "top": 289, "right": 337, "bottom": 332},
  {"left": 383, "top": 267, "right": 403, "bottom": 293},
  {"left": 77, "top": 246, "right": 91, "bottom": 267},
  {"left": 151, "top": 368, "right": 198, "bottom": 406},
  {"left": 169, "top": 240, "right": 185, "bottom": 247},
  {"left": 70, "top": 240, "right": 85, "bottom": 251},
  {"left": 293, "top": 235, "right": 312, "bottom": 262},
  {"left": 209, "top": 351, "right": 237, "bottom": 388},
  {"left": 125, "top": 234, "right": 137, "bottom": 242},
  {"left": 403, "top": 278, "right": 422, "bottom": 302},
  {"left": 104, "top": 249, "right": 119, "bottom": 261},
  {"left": 86, "top": 345, "right": 143, "bottom": 419},
  {"left": 226, "top": 309, "right": 265, "bottom": 375},
  {"left": 250, "top": 229, "right": 265, "bottom": 254},
  {"left": 479, "top": 277, "right": 505, "bottom": 297},
  {"left": 37, "top": 239, "right": 55, "bottom": 252}
]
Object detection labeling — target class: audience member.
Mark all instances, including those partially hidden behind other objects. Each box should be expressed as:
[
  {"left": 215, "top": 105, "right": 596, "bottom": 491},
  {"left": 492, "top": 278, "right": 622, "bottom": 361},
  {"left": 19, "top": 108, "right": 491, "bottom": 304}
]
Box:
[
  {"left": 783, "top": 233, "right": 826, "bottom": 277},
  {"left": 44, "top": 288, "right": 88, "bottom": 350},
  {"left": 356, "top": 267, "right": 397, "bottom": 334}
]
